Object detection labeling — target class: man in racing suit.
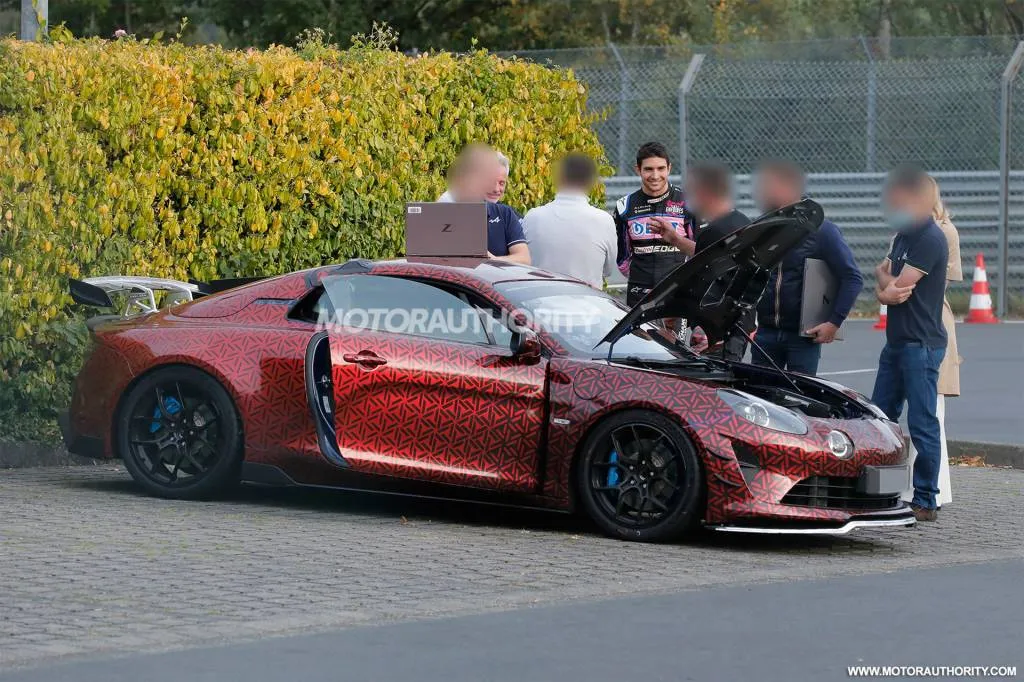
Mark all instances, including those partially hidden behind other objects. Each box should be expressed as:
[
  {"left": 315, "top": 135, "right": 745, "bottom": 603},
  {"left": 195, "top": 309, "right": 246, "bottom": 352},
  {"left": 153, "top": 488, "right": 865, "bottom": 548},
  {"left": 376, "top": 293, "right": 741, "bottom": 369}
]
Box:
[{"left": 613, "top": 142, "right": 697, "bottom": 306}]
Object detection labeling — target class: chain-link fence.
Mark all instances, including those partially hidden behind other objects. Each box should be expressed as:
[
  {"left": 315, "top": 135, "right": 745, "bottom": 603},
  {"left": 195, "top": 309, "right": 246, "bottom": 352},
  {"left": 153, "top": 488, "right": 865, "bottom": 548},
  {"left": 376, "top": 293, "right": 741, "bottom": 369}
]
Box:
[
  {"left": 509, "top": 36, "right": 1024, "bottom": 312},
  {"left": 507, "top": 36, "right": 1020, "bottom": 174},
  {"left": 1005, "top": 45, "right": 1024, "bottom": 314}
]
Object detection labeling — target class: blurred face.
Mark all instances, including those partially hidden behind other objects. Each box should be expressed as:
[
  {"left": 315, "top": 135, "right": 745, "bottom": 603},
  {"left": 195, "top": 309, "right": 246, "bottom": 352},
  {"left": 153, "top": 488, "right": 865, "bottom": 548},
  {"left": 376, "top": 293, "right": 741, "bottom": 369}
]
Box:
[
  {"left": 637, "top": 156, "right": 670, "bottom": 196},
  {"left": 487, "top": 164, "right": 508, "bottom": 203},
  {"left": 684, "top": 175, "right": 713, "bottom": 219},
  {"left": 451, "top": 154, "right": 499, "bottom": 202},
  {"left": 884, "top": 186, "right": 932, "bottom": 231},
  {"left": 755, "top": 170, "right": 800, "bottom": 212}
]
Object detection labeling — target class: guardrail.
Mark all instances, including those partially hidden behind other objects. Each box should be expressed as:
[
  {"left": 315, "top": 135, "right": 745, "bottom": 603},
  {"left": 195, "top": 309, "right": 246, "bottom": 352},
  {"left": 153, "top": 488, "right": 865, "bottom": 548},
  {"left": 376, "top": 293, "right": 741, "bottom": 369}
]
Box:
[{"left": 601, "top": 171, "right": 1024, "bottom": 299}]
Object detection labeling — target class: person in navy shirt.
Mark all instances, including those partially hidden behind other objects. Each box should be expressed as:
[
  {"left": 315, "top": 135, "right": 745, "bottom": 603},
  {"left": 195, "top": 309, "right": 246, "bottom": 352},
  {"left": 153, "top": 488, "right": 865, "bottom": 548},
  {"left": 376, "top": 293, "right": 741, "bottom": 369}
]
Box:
[
  {"left": 485, "top": 202, "right": 527, "bottom": 260},
  {"left": 441, "top": 144, "right": 530, "bottom": 264},
  {"left": 871, "top": 164, "right": 949, "bottom": 523}
]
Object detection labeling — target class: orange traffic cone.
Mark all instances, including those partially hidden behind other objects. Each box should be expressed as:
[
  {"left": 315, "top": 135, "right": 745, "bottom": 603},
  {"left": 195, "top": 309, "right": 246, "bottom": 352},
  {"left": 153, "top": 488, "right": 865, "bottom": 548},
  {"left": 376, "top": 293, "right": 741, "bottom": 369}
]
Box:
[
  {"left": 965, "top": 253, "right": 1000, "bottom": 324},
  {"left": 873, "top": 304, "right": 887, "bottom": 330}
]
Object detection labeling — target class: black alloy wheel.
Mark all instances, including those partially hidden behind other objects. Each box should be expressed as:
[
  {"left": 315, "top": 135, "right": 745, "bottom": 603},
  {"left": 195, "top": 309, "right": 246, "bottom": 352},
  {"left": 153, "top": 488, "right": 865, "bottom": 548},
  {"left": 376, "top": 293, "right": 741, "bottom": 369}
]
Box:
[
  {"left": 117, "top": 365, "right": 242, "bottom": 499},
  {"left": 576, "top": 410, "right": 704, "bottom": 542}
]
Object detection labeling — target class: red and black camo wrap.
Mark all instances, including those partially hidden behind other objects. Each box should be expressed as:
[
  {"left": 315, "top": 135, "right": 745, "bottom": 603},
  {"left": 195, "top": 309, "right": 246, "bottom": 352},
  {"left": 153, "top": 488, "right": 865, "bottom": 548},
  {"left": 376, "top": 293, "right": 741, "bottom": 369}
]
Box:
[
  {"left": 543, "top": 358, "right": 906, "bottom": 523},
  {"left": 68, "top": 260, "right": 906, "bottom": 527}
]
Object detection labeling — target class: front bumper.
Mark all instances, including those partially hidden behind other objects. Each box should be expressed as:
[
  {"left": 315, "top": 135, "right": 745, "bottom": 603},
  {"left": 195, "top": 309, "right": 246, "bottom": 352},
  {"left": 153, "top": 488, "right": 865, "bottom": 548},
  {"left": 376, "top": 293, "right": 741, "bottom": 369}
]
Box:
[
  {"left": 702, "top": 413, "right": 913, "bottom": 526},
  {"left": 58, "top": 409, "right": 105, "bottom": 459},
  {"left": 707, "top": 505, "right": 916, "bottom": 535}
]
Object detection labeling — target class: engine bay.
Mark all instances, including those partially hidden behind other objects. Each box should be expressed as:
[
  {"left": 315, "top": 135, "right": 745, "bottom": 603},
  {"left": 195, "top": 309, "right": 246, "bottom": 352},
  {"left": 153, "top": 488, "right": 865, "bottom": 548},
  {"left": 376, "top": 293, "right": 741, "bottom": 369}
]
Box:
[
  {"left": 608, "top": 357, "right": 872, "bottom": 420},
  {"left": 718, "top": 363, "right": 871, "bottom": 419},
  {"left": 722, "top": 379, "right": 846, "bottom": 418}
]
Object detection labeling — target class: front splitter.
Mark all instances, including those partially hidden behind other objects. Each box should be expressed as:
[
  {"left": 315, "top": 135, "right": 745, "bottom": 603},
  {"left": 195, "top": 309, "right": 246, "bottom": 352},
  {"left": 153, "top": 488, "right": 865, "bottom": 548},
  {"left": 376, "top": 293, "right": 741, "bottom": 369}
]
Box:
[{"left": 709, "top": 515, "right": 916, "bottom": 536}]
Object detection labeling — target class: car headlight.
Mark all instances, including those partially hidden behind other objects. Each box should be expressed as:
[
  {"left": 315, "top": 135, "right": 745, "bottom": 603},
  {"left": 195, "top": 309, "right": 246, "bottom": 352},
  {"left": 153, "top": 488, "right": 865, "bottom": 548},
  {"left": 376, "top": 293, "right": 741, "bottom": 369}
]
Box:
[
  {"left": 717, "top": 389, "right": 808, "bottom": 435},
  {"left": 827, "top": 430, "right": 855, "bottom": 459}
]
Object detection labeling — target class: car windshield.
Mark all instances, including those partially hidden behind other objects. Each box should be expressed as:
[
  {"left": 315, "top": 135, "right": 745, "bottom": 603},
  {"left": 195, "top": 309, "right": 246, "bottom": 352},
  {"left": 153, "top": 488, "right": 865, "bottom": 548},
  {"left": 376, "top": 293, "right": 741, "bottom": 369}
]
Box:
[{"left": 495, "top": 280, "right": 694, "bottom": 360}]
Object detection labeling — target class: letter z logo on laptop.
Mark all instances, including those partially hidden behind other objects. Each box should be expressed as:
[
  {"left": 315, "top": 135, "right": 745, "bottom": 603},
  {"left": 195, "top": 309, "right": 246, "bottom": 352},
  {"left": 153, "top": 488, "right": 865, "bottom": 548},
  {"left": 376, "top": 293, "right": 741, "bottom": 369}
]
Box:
[{"left": 441, "top": 223, "right": 452, "bottom": 232}]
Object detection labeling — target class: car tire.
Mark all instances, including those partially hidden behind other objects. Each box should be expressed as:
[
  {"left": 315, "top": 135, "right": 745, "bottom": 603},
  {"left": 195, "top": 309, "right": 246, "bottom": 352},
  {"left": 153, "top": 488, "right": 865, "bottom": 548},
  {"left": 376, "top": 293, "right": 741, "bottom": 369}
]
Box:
[
  {"left": 116, "top": 365, "right": 243, "bottom": 500},
  {"left": 576, "top": 409, "right": 704, "bottom": 543}
]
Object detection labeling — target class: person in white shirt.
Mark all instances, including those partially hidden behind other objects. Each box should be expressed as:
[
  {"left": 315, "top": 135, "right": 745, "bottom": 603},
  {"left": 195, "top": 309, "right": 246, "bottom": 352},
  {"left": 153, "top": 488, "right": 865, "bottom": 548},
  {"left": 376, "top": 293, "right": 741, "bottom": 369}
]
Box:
[{"left": 522, "top": 154, "right": 616, "bottom": 289}]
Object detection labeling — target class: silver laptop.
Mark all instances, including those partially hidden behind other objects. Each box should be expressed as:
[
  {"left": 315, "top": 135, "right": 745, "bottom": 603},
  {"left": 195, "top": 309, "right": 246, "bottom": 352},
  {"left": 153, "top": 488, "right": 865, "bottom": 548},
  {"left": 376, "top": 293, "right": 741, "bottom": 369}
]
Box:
[
  {"left": 800, "top": 258, "right": 843, "bottom": 340},
  {"left": 405, "top": 202, "right": 488, "bottom": 266}
]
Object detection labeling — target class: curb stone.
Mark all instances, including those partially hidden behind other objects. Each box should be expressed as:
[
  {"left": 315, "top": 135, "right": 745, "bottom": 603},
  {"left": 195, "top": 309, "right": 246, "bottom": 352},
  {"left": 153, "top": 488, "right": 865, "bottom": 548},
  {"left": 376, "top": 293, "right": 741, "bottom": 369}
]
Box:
[
  {"left": 947, "top": 440, "right": 1024, "bottom": 470},
  {"left": 0, "top": 442, "right": 105, "bottom": 469}
]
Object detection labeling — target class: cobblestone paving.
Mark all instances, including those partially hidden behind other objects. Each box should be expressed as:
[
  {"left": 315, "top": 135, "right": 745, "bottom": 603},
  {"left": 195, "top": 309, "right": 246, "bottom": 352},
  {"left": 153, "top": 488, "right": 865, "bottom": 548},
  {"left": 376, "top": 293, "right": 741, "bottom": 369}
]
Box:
[{"left": 1, "top": 465, "right": 1022, "bottom": 670}]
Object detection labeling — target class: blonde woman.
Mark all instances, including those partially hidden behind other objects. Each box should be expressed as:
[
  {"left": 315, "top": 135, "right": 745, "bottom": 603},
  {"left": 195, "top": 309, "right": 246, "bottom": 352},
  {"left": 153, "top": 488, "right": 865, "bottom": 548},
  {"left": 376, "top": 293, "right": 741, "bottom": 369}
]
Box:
[{"left": 900, "top": 176, "right": 961, "bottom": 507}]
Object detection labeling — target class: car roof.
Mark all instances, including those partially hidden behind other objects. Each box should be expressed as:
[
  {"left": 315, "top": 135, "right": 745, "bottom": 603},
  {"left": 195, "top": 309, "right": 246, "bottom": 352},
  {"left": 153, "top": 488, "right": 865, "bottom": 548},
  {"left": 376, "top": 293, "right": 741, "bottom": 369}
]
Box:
[
  {"left": 175, "top": 259, "right": 587, "bottom": 313},
  {"left": 331, "top": 258, "right": 583, "bottom": 287}
]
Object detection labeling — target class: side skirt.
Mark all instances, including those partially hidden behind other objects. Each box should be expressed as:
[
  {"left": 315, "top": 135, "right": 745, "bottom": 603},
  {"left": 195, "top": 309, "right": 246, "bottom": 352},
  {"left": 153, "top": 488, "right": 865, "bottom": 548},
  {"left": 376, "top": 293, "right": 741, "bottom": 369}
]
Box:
[{"left": 239, "top": 462, "right": 570, "bottom": 513}]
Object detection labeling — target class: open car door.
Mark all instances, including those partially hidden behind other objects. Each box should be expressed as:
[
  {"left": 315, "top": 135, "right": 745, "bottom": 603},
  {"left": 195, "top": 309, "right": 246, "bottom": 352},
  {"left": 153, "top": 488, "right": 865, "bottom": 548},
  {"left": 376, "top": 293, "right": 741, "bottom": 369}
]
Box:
[{"left": 307, "top": 273, "right": 550, "bottom": 493}]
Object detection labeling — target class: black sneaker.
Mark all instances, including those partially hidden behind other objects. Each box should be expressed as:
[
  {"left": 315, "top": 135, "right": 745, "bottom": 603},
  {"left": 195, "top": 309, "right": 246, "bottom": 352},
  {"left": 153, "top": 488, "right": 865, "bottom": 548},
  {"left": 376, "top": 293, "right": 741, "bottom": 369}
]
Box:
[{"left": 911, "top": 504, "right": 938, "bottom": 522}]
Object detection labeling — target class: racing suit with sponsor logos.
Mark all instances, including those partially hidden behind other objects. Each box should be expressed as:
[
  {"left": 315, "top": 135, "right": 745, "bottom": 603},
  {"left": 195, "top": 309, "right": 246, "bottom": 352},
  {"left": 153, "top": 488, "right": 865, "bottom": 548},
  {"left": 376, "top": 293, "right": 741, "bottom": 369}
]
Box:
[{"left": 613, "top": 185, "right": 697, "bottom": 305}]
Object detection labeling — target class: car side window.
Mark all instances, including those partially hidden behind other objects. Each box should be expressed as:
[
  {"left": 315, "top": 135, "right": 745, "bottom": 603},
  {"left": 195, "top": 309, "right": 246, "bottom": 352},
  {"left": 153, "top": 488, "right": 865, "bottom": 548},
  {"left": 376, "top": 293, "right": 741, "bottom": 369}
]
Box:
[
  {"left": 319, "top": 275, "right": 492, "bottom": 346},
  {"left": 476, "top": 304, "right": 515, "bottom": 349}
]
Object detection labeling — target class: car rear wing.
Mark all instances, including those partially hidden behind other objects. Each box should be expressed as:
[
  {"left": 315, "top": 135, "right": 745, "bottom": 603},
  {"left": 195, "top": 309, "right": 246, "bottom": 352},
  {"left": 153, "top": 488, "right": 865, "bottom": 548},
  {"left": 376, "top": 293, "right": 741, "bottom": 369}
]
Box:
[
  {"left": 69, "top": 274, "right": 269, "bottom": 318},
  {"left": 69, "top": 277, "right": 201, "bottom": 317}
]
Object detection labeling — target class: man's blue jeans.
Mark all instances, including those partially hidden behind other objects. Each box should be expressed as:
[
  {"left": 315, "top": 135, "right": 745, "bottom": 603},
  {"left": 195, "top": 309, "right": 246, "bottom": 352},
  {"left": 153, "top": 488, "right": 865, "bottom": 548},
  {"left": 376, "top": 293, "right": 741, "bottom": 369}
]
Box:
[
  {"left": 870, "top": 343, "right": 946, "bottom": 510},
  {"left": 751, "top": 328, "right": 822, "bottom": 375}
]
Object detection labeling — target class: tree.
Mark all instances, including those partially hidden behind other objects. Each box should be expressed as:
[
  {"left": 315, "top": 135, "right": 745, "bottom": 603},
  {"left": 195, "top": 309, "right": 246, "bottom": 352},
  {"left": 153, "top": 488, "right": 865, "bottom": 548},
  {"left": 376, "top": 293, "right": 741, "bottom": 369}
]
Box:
[
  {"left": 0, "top": 0, "right": 198, "bottom": 37},
  {"left": 201, "top": 0, "right": 507, "bottom": 49}
]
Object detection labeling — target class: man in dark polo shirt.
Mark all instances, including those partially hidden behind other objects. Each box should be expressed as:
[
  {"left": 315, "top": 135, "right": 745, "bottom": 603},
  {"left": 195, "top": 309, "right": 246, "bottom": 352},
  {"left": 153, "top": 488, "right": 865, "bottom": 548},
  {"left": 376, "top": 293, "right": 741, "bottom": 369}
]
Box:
[
  {"left": 485, "top": 201, "right": 528, "bottom": 261},
  {"left": 871, "top": 164, "right": 948, "bottom": 523}
]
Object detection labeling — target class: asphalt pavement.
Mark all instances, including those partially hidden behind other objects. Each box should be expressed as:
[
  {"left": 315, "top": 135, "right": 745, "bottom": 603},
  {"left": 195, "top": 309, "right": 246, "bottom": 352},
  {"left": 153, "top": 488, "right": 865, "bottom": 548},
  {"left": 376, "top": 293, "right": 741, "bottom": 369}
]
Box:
[
  {"left": 798, "top": 320, "right": 1024, "bottom": 445},
  {"left": 1, "top": 466, "right": 1022, "bottom": 678},
  {"left": 5, "top": 559, "right": 1021, "bottom": 682}
]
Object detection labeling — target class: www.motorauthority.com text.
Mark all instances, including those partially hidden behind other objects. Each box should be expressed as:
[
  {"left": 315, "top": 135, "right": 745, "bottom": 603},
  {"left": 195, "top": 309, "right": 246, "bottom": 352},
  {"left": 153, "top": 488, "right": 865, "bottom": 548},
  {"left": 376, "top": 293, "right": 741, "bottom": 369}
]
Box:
[{"left": 847, "top": 665, "right": 1017, "bottom": 678}]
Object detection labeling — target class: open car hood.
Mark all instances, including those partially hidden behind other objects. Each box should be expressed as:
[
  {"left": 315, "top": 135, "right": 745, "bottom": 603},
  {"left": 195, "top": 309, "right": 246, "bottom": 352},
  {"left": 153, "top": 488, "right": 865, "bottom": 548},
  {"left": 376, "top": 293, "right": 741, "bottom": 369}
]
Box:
[{"left": 599, "top": 199, "right": 824, "bottom": 348}]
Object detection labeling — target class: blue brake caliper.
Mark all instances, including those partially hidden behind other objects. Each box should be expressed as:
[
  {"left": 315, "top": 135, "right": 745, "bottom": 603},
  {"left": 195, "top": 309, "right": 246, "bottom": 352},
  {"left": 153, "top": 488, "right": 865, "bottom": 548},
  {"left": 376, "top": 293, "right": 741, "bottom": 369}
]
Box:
[
  {"left": 149, "top": 396, "right": 183, "bottom": 433},
  {"left": 607, "top": 450, "right": 619, "bottom": 487}
]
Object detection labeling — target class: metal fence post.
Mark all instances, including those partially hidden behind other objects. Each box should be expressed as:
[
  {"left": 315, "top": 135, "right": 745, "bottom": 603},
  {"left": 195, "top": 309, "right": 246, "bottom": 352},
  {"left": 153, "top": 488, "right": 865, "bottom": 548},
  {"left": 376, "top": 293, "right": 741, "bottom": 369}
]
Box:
[
  {"left": 608, "top": 42, "right": 629, "bottom": 175},
  {"left": 678, "top": 53, "right": 706, "bottom": 173},
  {"left": 20, "top": 0, "right": 47, "bottom": 40},
  {"left": 860, "top": 36, "right": 878, "bottom": 172},
  {"left": 997, "top": 41, "right": 1024, "bottom": 317}
]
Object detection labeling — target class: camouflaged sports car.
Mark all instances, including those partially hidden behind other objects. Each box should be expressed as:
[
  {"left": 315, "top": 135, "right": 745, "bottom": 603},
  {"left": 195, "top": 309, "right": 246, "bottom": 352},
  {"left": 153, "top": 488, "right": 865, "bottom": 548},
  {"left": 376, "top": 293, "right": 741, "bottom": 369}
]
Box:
[{"left": 61, "top": 199, "right": 914, "bottom": 542}]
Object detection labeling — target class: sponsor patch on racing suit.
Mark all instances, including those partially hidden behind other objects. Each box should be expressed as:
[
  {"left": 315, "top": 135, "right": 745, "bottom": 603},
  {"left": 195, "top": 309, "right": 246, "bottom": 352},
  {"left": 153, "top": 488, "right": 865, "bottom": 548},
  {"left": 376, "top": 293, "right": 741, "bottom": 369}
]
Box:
[{"left": 613, "top": 185, "right": 696, "bottom": 306}]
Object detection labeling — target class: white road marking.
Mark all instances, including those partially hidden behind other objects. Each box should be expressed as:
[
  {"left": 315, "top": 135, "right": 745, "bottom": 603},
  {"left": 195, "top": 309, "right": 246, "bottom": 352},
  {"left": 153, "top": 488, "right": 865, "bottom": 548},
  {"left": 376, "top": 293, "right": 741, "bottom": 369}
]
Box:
[{"left": 819, "top": 368, "right": 877, "bottom": 376}]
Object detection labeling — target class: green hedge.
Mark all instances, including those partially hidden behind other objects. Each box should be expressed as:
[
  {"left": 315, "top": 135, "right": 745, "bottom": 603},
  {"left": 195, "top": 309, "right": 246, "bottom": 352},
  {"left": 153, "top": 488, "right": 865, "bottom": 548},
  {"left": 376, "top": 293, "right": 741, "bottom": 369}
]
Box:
[{"left": 0, "top": 33, "right": 606, "bottom": 442}]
